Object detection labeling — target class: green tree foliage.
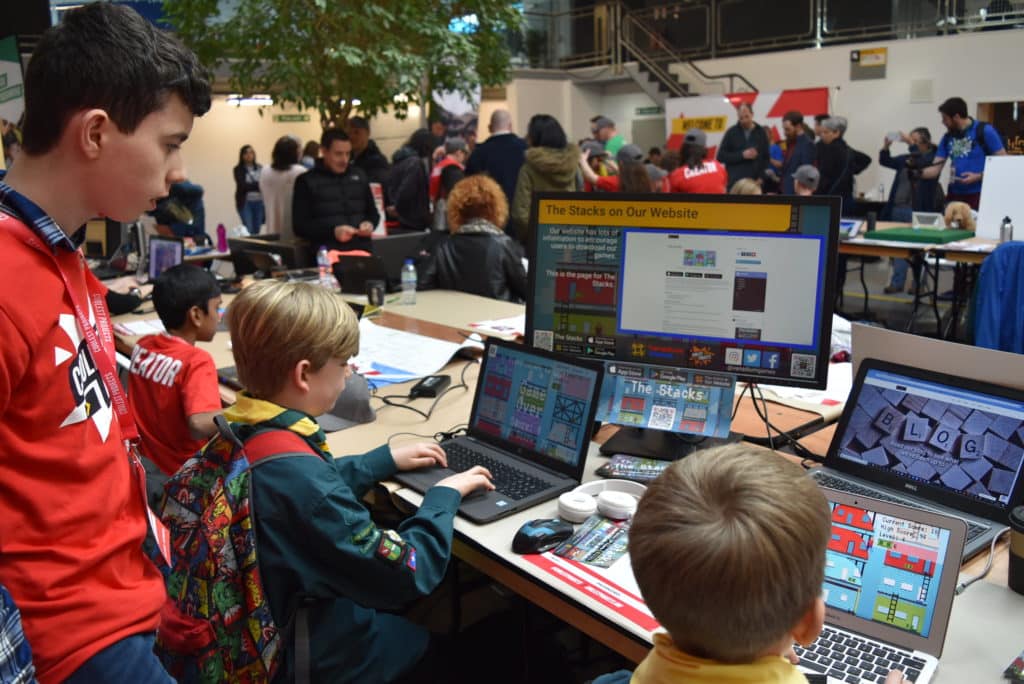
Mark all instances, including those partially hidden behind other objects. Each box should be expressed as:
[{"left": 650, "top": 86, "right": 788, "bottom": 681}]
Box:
[{"left": 163, "top": 0, "right": 520, "bottom": 128}]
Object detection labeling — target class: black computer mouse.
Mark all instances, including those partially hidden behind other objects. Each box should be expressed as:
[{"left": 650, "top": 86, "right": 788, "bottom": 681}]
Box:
[{"left": 512, "top": 518, "right": 574, "bottom": 555}]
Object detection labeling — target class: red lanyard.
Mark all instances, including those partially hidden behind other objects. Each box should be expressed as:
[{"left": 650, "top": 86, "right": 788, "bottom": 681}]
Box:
[
  {"left": 8, "top": 217, "right": 172, "bottom": 564},
  {"left": 12, "top": 221, "right": 138, "bottom": 443}
]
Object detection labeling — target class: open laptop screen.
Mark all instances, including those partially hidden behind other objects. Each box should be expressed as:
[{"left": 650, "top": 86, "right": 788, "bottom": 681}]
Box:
[
  {"left": 471, "top": 342, "right": 601, "bottom": 472},
  {"left": 834, "top": 363, "right": 1024, "bottom": 514},
  {"left": 148, "top": 236, "right": 184, "bottom": 281},
  {"left": 825, "top": 500, "right": 954, "bottom": 640}
]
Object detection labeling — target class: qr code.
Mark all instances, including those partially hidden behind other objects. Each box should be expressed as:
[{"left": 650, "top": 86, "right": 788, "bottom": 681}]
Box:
[
  {"left": 790, "top": 353, "right": 817, "bottom": 379},
  {"left": 648, "top": 404, "right": 677, "bottom": 430},
  {"left": 533, "top": 330, "right": 553, "bottom": 351}
]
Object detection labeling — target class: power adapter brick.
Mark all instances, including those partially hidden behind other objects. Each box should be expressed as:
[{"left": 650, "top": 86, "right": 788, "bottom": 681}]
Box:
[{"left": 409, "top": 374, "right": 451, "bottom": 398}]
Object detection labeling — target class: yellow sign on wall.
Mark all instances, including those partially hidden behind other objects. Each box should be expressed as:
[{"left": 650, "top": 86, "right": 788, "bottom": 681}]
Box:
[{"left": 671, "top": 115, "right": 729, "bottom": 135}]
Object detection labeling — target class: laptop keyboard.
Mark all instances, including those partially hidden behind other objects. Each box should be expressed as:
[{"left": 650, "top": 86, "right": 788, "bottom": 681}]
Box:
[
  {"left": 443, "top": 442, "right": 550, "bottom": 501},
  {"left": 814, "top": 473, "right": 989, "bottom": 543},
  {"left": 796, "top": 626, "right": 926, "bottom": 683}
]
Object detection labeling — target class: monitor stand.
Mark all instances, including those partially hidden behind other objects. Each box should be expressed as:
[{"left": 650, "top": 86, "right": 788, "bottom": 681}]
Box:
[{"left": 598, "top": 427, "right": 744, "bottom": 461}]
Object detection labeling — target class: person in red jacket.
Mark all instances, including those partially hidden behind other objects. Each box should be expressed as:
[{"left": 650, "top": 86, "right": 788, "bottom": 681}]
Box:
[
  {"left": 128, "top": 264, "right": 222, "bottom": 480},
  {"left": 668, "top": 129, "right": 728, "bottom": 194},
  {"left": 428, "top": 138, "right": 469, "bottom": 202},
  {"left": 0, "top": 4, "right": 210, "bottom": 681}
]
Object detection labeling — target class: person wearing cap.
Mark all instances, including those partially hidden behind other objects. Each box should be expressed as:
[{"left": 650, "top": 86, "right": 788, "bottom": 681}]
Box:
[
  {"left": 646, "top": 163, "right": 670, "bottom": 192},
  {"left": 779, "top": 111, "right": 816, "bottom": 194},
  {"left": 429, "top": 137, "right": 469, "bottom": 203},
  {"left": 465, "top": 109, "right": 527, "bottom": 233},
  {"left": 717, "top": 102, "right": 770, "bottom": 189},
  {"left": 591, "top": 115, "right": 626, "bottom": 156},
  {"left": 579, "top": 140, "right": 613, "bottom": 191},
  {"left": 581, "top": 143, "right": 649, "bottom": 193},
  {"left": 668, "top": 129, "right": 727, "bottom": 194},
  {"left": 792, "top": 164, "right": 820, "bottom": 196},
  {"left": 347, "top": 115, "right": 390, "bottom": 185}
]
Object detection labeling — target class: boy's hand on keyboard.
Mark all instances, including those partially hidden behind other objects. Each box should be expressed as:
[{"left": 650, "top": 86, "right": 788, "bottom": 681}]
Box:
[
  {"left": 392, "top": 443, "right": 447, "bottom": 471},
  {"left": 437, "top": 466, "right": 495, "bottom": 498},
  {"left": 884, "top": 671, "right": 906, "bottom": 683}
]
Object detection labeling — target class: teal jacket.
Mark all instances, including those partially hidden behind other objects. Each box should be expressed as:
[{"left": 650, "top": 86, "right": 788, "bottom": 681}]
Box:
[{"left": 251, "top": 442, "right": 460, "bottom": 682}]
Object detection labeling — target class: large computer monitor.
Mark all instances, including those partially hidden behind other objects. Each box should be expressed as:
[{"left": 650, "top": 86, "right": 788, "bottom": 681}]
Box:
[{"left": 526, "top": 192, "right": 841, "bottom": 457}]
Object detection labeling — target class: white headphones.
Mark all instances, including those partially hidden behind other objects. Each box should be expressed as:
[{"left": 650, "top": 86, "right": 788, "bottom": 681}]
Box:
[{"left": 558, "top": 479, "right": 647, "bottom": 522}]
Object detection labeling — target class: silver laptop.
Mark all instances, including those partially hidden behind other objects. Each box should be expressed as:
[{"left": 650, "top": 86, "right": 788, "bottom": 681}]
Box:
[
  {"left": 394, "top": 339, "right": 603, "bottom": 524},
  {"left": 911, "top": 211, "right": 944, "bottom": 228},
  {"left": 797, "top": 487, "right": 967, "bottom": 684},
  {"left": 811, "top": 358, "right": 1024, "bottom": 560}
]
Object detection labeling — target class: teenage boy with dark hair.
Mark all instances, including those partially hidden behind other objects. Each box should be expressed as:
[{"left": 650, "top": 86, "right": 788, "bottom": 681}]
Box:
[
  {"left": 0, "top": 3, "right": 210, "bottom": 681},
  {"left": 128, "top": 264, "right": 222, "bottom": 479}
]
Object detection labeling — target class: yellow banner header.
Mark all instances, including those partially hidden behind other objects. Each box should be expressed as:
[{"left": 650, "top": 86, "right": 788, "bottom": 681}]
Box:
[
  {"left": 537, "top": 199, "right": 793, "bottom": 232},
  {"left": 671, "top": 115, "right": 729, "bottom": 135}
]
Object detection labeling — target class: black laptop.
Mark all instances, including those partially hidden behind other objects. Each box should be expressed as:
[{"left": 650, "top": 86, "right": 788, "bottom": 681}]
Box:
[
  {"left": 332, "top": 255, "right": 389, "bottom": 295},
  {"left": 393, "top": 339, "right": 604, "bottom": 523},
  {"left": 811, "top": 358, "right": 1024, "bottom": 560}
]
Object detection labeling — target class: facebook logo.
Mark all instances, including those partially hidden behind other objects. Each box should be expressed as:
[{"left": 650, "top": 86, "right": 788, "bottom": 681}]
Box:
[{"left": 761, "top": 352, "right": 781, "bottom": 370}]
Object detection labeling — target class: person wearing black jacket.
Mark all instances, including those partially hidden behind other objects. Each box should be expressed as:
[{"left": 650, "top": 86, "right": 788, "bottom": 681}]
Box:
[
  {"left": 418, "top": 175, "right": 527, "bottom": 302},
  {"left": 880, "top": 128, "right": 942, "bottom": 292},
  {"left": 292, "top": 128, "right": 380, "bottom": 253},
  {"left": 347, "top": 116, "right": 390, "bottom": 185},
  {"left": 716, "top": 103, "right": 770, "bottom": 189},
  {"left": 814, "top": 117, "right": 870, "bottom": 211},
  {"left": 464, "top": 110, "right": 527, "bottom": 234}
]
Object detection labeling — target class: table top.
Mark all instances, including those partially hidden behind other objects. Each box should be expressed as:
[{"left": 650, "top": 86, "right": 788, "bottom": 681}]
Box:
[
  {"left": 840, "top": 222, "right": 997, "bottom": 264},
  {"left": 113, "top": 287, "right": 1020, "bottom": 679}
]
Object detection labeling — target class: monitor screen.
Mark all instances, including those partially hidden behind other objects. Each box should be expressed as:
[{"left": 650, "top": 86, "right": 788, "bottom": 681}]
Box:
[
  {"left": 526, "top": 193, "right": 840, "bottom": 390},
  {"left": 148, "top": 236, "right": 184, "bottom": 281}
]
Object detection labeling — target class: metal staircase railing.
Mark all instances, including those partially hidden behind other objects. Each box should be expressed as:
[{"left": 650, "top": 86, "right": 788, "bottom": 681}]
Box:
[{"left": 621, "top": 10, "right": 757, "bottom": 96}]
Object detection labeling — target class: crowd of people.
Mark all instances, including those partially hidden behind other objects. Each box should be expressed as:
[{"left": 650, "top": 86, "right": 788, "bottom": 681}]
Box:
[{"left": 0, "top": 3, "right": 1003, "bottom": 682}]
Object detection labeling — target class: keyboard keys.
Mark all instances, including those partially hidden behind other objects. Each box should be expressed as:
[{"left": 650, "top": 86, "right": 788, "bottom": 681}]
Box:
[{"left": 444, "top": 444, "right": 549, "bottom": 500}]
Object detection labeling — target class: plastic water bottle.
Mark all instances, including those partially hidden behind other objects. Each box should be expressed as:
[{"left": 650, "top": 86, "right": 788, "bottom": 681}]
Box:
[
  {"left": 400, "top": 258, "right": 417, "bottom": 305},
  {"left": 1001, "top": 216, "right": 1014, "bottom": 243},
  {"left": 316, "top": 245, "right": 335, "bottom": 290}
]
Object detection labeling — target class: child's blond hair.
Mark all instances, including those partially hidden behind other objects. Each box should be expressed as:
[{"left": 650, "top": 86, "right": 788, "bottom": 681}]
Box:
[
  {"left": 629, "top": 444, "right": 830, "bottom": 663},
  {"left": 227, "top": 281, "right": 359, "bottom": 399}
]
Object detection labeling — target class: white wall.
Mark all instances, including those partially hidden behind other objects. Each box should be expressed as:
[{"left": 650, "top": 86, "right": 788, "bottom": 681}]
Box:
[
  {"left": 184, "top": 96, "right": 420, "bottom": 232},
  {"left": 690, "top": 28, "right": 1024, "bottom": 196}
]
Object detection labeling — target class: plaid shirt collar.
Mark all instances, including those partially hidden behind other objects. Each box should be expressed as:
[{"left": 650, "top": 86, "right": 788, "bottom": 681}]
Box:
[{"left": 0, "top": 169, "right": 84, "bottom": 252}]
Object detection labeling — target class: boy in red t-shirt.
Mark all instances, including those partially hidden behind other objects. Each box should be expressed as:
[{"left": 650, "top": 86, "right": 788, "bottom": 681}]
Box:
[
  {"left": 129, "top": 264, "right": 222, "bottom": 479},
  {"left": 0, "top": 4, "right": 210, "bottom": 681}
]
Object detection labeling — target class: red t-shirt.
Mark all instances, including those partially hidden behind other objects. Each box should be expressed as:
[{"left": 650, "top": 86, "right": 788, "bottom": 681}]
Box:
[
  {"left": 128, "top": 334, "right": 221, "bottom": 475},
  {"left": 668, "top": 161, "right": 728, "bottom": 194},
  {"left": 0, "top": 214, "right": 164, "bottom": 682},
  {"left": 428, "top": 156, "right": 464, "bottom": 201},
  {"left": 588, "top": 175, "right": 620, "bottom": 192}
]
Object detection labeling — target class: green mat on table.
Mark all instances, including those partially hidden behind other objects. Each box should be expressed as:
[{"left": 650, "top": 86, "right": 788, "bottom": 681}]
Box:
[{"left": 861, "top": 228, "right": 974, "bottom": 243}]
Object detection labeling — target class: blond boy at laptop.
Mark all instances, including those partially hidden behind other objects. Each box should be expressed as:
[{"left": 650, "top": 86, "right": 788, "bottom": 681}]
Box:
[
  {"left": 596, "top": 445, "right": 905, "bottom": 684},
  {"left": 186, "top": 280, "right": 493, "bottom": 681}
]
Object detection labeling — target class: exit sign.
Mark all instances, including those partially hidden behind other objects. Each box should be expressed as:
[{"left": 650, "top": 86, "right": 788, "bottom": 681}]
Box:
[
  {"left": 273, "top": 114, "right": 310, "bottom": 123},
  {"left": 635, "top": 106, "right": 664, "bottom": 116}
]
